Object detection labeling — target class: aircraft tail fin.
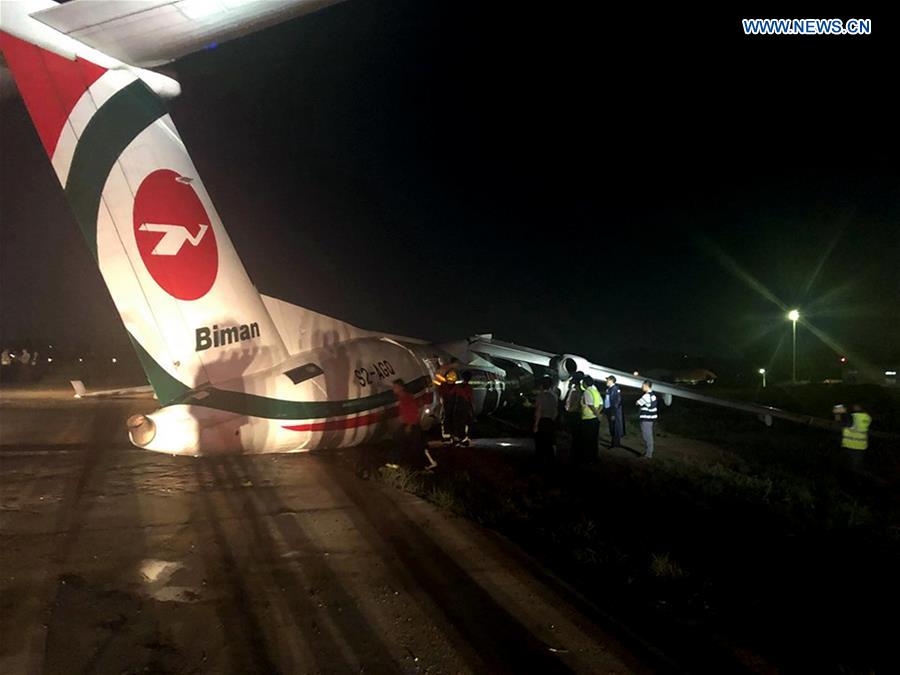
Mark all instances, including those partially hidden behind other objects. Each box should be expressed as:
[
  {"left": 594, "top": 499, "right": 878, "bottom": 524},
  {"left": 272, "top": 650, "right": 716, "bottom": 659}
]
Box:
[
  {"left": 1, "top": 11, "right": 288, "bottom": 404},
  {"left": 70, "top": 380, "right": 86, "bottom": 398}
]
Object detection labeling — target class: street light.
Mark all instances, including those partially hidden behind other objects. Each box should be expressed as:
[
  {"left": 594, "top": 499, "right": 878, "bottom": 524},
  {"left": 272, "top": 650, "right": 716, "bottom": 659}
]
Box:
[
  {"left": 787, "top": 309, "right": 800, "bottom": 383},
  {"left": 758, "top": 368, "right": 766, "bottom": 388}
]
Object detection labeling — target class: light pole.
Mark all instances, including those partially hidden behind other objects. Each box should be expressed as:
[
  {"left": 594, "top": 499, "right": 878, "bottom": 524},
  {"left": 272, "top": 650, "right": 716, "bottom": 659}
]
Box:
[
  {"left": 758, "top": 368, "right": 766, "bottom": 388},
  {"left": 787, "top": 309, "right": 800, "bottom": 383}
]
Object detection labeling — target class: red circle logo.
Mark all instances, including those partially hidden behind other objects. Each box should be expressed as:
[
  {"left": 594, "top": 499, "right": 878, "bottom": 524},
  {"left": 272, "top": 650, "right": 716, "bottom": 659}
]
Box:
[{"left": 133, "top": 169, "right": 218, "bottom": 300}]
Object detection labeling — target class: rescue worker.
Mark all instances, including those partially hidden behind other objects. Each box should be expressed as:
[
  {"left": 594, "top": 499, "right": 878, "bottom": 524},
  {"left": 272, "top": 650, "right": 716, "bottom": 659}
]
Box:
[
  {"left": 636, "top": 380, "right": 658, "bottom": 459},
  {"left": 434, "top": 360, "right": 459, "bottom": 442},
  {"left": 840, "top": 403, "right": 872, "bottom": 472},
  {"left": 578, "top": 376, "right": 602, "bottom": 463},
  {"left": 392, "top": 379, "right": 437, "bottom": 469},
  {"left": 604, "top": 375, "right": 625, "bottom": 448},
  {"left": 533, "top": 376, "right": 559, "bottom": 462},
  {"left": 451, "top": 371, "right": 475, "bottom": 446}
]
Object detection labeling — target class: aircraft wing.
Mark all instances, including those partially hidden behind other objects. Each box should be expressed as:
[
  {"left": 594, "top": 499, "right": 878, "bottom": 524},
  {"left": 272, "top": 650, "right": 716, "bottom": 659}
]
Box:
[
  {"left": 71, "top": 380, "right": 156, "bottom": 399},
  {"left": 29, "top": 0, "right": 345, "bottom": 67},
  {"left": 464, "top": 336, "right": 846, "bottom": 432}
]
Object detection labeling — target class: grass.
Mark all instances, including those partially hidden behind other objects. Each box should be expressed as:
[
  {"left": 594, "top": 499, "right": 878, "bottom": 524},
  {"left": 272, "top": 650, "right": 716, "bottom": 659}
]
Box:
[
  {"left": 364, "top": 402, "right": 900, "bottom": 674},
  {"left": 650, "top": 553, "right": 687, "bottom": 579}
]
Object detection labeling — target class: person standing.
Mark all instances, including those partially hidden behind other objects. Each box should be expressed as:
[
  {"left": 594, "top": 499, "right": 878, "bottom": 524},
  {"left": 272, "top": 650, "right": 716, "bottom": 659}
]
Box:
[
  {"left": 579, "top": 376, "right": 602, "bottom": 462},
  {"left": 636, "top": 380, "right": 658, "bottom": 459},
  {"left": 451, "top": 371, "right": 475, "bottom": 446},
  {"left": 563, "top": 372, "right": 584, "bottom": 458},
  {"left": 533, "top": 376, "right": 559, "bottom": 462},
  {"left": 564, "top": 373, "right": 585, "bottom": 421},
  {"left": 392, "top": 379, "right": 437, "bottom": 469},
  {"left": 434, "top": 364, "right": 458, "bottom": 443},
  {"left": 840, "top": 403, "right": 872, "bottom": 472},
  {"left": 604, "top": 376, "right": 625, "bottom": 448}
]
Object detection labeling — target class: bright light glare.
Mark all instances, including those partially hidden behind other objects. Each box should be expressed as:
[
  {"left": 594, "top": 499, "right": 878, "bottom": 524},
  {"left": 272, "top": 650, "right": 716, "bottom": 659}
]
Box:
[
  {"left": 178, "top": 0, "right": 222, "bottom": 20},
  {"left": 887, "top": 371, "right": 897, "bottom": 376},
  {"left": 111, "top": 357, "right": 118, "bottom": 364},
  {"left": 788, "top": 309, "right": 800, "bottom": 322},
  {"left": 758, "top": 368, "right": 766, "bottom": 374}
]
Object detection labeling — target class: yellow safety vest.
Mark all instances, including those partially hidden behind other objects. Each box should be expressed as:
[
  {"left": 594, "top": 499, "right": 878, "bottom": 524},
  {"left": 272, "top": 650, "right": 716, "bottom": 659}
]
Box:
[
  {"left": 581, "top": 386, "right": 601, "bottom": 420},
  {"left": 841, "top": 412, "right": 871, "bottom": 451}
]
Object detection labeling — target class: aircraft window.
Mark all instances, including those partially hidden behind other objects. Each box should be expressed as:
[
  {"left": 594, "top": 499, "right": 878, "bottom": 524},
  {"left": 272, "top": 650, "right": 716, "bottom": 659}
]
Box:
[{"left": 284, "top": 363, "right": 324, "bottom": 385}]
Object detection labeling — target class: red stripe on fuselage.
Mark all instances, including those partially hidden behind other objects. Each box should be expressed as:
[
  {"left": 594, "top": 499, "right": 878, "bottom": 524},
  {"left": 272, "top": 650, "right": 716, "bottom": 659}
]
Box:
[
  {"left": 282, "top": 391, "right": 432, "bottom": 433},
  {"left": 0, "top": 32, "right": 106, "bottom": 158}
]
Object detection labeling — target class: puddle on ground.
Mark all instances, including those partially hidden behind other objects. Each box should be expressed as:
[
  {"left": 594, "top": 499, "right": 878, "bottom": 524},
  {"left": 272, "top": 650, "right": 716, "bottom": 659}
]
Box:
[
  {"left": 138, "top": 559, "right": 201, "bottom": 603},
  {"left": 139, "top": 559, "right": 182, "bottom": 585}
]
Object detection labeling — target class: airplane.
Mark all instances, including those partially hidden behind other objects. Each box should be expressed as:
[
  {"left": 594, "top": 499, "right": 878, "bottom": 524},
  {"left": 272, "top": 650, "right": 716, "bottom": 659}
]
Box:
[{"left": 1, "top": 0, "right": 835, "bottom": 456}]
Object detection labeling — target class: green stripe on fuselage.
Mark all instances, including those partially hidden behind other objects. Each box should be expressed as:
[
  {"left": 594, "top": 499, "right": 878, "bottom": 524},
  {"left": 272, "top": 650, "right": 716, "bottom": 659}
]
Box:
[
  {"left": 196, "top": 379, "right": 429, "bottom": 421},
  {"left": 65, "top": 80, "right": 167, "bottom": 258},
  {"left": 131, "top": 334, "right": 428, "bottom": 420},
  {"left": 128, "top": 333, "right": 191, "bottom": 406}
]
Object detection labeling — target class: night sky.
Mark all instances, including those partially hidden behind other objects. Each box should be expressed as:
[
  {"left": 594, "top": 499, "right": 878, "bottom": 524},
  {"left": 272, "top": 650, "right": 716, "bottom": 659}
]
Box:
[{"left": 2, "top": 3, "right": 898, "bottom": 380}]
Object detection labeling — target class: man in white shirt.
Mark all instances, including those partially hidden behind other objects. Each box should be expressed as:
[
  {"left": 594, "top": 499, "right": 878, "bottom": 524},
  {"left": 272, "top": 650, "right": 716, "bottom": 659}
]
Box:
[
  {"left": 533, "top": 377, "right": 559, "bottom": 461},
  {"left": 636, "top": 380, "right": 659, "bottom": 459}
]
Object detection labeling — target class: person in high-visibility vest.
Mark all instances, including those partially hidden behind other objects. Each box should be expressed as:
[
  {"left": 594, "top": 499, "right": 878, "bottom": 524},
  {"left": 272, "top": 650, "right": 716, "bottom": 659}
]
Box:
[
  {"left": 841, "top": 403, "right": 872, "bottom": 471},
  {"left": 578, "top": 376, "right": 602, "bottom": 463}
]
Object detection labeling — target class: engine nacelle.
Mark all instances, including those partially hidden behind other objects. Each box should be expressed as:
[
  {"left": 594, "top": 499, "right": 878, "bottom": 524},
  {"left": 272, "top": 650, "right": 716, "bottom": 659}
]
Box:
[
  {"left": 127, "top": 406, "right": 205, "bottom": 455},
  {"left": 550, "top": 354, "right": 592, "bottom": 382},
  {"left": 127, "top": 404, "right": 245, "bottom": 455}
]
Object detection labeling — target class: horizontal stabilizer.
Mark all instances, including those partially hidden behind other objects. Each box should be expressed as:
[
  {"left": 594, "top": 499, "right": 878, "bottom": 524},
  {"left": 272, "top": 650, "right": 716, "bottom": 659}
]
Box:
[{"left": 70, "top": 380, "right": 156, "bottom": 399}]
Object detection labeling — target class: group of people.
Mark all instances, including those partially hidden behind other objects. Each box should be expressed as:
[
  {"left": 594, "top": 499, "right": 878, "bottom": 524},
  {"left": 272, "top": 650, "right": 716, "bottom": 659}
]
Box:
[
  {"left": 1, "top": 347, "right": 40, "bottom": 367},
  {"left": 534, "top": 373, "right": 659, "bottom": 462},
  {"left": 393, "top": 359, "right": 879, "bottom": 478},
  {"left": 389, "top": 360, "right": 476, "bottom": 471},
  {"left": 392, "top": 360, "right": 662, "bottom": 471}
]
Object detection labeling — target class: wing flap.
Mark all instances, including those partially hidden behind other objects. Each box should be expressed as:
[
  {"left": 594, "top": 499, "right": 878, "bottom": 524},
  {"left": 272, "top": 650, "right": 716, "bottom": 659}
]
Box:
[{"left": 31, "top": 0, "right": 344, "bottom": 67}]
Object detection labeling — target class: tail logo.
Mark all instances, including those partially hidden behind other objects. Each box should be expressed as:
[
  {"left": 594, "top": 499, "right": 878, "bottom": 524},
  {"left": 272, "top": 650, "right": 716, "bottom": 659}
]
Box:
[
  {"left": 133, "top": 169, "right": 218, "bottom": 301},
  {"left": 138, "top": 222, "right": 209, "bottom": 256}
]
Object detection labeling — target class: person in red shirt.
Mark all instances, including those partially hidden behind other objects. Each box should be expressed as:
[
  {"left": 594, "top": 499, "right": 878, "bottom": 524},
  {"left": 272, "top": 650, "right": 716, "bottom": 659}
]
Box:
[{"left": 392, "top": 379, "right": 437, "bottom": 469}]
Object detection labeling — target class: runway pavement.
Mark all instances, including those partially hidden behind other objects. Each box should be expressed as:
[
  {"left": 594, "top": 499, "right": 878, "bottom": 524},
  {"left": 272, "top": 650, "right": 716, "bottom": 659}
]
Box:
[{"left": 0, "top": 387, "right": 654, "bottom": 674}]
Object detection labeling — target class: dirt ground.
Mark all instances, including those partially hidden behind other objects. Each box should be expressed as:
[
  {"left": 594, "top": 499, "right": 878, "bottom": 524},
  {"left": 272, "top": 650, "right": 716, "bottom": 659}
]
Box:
[{"left": 0, "top": 387, "right": 658, "bottom": 674}]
